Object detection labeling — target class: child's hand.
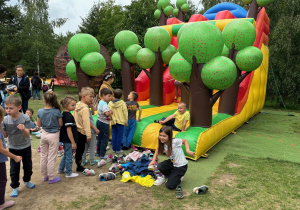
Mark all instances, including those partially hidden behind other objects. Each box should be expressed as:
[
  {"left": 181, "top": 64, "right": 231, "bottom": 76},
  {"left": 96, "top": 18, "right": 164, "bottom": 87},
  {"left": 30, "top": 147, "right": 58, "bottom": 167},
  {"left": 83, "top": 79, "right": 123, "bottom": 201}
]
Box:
[
  {"left": 187, "top": 150, "right": 195, "bottom": 157},
  {"left": 14, "top": 156, "right": 22, "bottom": 163},
  {"left": 72, "top": 143, "right": 77, "bottom": 150},
  {"left": 95, "top": 128, "right": 100, "bottom": 134},
  {"left": 17, "top": 124, "right": 25, "bottom": 131},
  {"left": 159, "top": 120, "right": 164, "bottom": 124},
  {"left": 138, "top": 118, "right": 141, "bottom": 122},
  {"left": 125, "top": 123, "right": 128, "bottom": 127},
  {"left": 148, "top": 160, "right": 155, "bottom": 167},
  {"left": 87, "top": 137, "right": 91, "bottom": 142},
  {"left": 110, "top": 110, "right": 113, "bottom": 115}
]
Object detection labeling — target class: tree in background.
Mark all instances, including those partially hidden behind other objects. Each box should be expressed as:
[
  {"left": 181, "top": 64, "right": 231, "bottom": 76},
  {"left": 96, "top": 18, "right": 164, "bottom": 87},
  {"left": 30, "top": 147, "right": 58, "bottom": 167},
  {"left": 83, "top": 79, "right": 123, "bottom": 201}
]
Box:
[
  {"left": 154, "top": 0, "right": 173, "bottom": 25},
  {"left": 111, "top": 30, "right": 141, "bottom": 101},
  {"left": 169, "top": 22, "right": 237, "bottom": 127},
  {"left": 136, "top": 27, "right": 177, "bottom": 106},
  {"left": 173, "top": 0, "right": 190, "bottom": 21},
  {"left": 243, "top": 0, "right": 274, "bottom": 20},
  {"left": 67, "top": 34, "right": 106, "bottom": 92}
]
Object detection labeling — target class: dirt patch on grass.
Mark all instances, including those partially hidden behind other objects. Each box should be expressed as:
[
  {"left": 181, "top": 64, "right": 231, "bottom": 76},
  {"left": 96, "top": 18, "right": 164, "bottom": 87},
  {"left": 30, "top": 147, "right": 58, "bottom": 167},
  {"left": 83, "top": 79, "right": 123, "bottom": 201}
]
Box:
[
  {"left": 211, "top": 174, "right": 237, "bottom": 188},
  {"left": 227, "top": 162, "right": 241, "bottom": 168}
]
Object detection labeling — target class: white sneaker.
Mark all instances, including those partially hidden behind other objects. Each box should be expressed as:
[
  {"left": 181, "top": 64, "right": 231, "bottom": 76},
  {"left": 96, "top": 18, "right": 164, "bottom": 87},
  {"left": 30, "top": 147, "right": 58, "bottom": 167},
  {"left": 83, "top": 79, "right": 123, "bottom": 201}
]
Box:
[
  {"left": 116, "top": 150, "right": 123, "bottom": 154},
  {"left": 66, "top": 173, "right": 79, "bottom": 178},
  {"left": 97, "top": 159, "right": 107, "bottom": 168},
  {"left": 154, "top": 176, "right": 166, "bottom": 186},
  {"left": 106, "top": 146, "right": 110, "bottom": 150}
]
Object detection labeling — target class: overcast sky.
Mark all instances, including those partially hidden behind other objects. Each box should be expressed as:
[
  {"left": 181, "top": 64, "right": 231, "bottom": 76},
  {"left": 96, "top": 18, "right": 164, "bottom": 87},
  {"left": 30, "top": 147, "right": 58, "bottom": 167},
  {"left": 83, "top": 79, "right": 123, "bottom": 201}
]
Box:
[{"left": 8, "top": 0, "right": 202, "bottom": 35}]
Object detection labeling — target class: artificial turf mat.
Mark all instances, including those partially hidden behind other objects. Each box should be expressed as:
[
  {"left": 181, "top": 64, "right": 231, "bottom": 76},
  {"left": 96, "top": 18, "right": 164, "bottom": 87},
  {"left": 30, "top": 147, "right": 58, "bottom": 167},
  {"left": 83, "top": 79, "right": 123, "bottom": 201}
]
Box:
[{"left": 178, "top": 109, "right": 300, "bottom": 192}]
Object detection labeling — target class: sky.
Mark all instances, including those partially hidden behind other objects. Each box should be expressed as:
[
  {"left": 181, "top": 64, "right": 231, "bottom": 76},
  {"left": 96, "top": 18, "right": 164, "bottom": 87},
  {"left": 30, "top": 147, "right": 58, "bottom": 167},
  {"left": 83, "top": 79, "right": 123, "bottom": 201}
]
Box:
[{"left": 8, "top": 0, "right": 202, "bottom": 35}]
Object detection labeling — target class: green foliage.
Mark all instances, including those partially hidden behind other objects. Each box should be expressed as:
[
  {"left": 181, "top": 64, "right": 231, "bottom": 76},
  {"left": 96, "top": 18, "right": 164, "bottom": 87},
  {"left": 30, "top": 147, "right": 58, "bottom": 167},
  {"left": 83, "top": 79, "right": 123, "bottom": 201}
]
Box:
[
  {"left": 222, "top": 20, "right": 256, "bottom": 50},
  {"left": 163, "top": 5, "right": 174, "bottom": 16},
  {"left": 136, "top": 48, "right": 156, "bottom": 69},
  {"left": 161, "top": 45, "right": 177, "bottom": 64},
  {"left": 154, "top": 9, "right": 161, "bottom": 19},
  {"left": 124, "top": 44, "right": 142, "bottom": 64},
  {"left": 201, "top": 56, "right": 237, "bottom": 90},
  {"left": 114, "top": 30, "right": 139, "bottom": 53},
  {"left": 176, "top": 0, "right": 187, "bottom": 8},
  {"left": 236, "top": 46, "right": 263, "bottom": 72},
  {"left": 177, "top": 23, "right": 192, "bottom": 44},
  {"left": 179, "top": 22, "right": 224, "bottom": 63},
  {"left": 66, "top": 60, "right": 77, "bottom": 81},
  {"left": 80, "top": 52, "right": 106, "bottom": 76},
  {"left": 221, "top": 45, "right": 230, "bottom": 57},
  {"left": 257, "top": 0, "right": 275, "bottom": 7},
  {"left": 157, "top": 0, "right": 170, "bottom": 10},
  {"left": 173, "top": 8, "right": 179, "bottom": 17},
  {"left": 111, "top": 52, "right": 121, "bottom": 70},
  {"left": 181, "top": 3, "right": 190, "bottom": 13},
  {"left": 169, "top": 52, "right": 192, "bottom": 82},
  {"left": 144, "top": 27, "right": 171, "bottom": 52},
  {"left": 68, "top": 33, "right": 100, "bottom": 62},
  {"left": 242, "top": 0, "right": 252, "bottom": 4}
]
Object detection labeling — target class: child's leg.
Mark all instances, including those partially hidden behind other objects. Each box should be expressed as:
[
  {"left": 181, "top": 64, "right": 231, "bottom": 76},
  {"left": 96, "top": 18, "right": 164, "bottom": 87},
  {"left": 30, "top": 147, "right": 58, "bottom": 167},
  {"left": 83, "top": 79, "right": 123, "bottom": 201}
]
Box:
[
  {"left": 116, "top": 124, "right": 124, "bottom": 152},
  {"left": 75, "top": 132, "right": 87, "bottom": 168},
  {"left": 163, "top": 118, "right": 176, "bottom": 127},
  {"left": 122, "top": 125, "right": 129, "bottom": 148},
  {"left": 21, "top": 146, "right": 33, "bottom": 183},
  {"left": 58, "top": 147, "right": 66, "bottom": 173},
  {"left": 165, "top": 165, "right": 188, "bottom": 190},
  {"left": 111, "top": 125, "right": 117, "bottom": 152},
  {"left": 0, "top": 162, "right": 7, "bottom": 205},
  {"left": 9, "top": 148, "right": 21, "bottom": 189},
  {"left": 88, "top": 133, "right": 97, "bottom": 162},
  {"left": 63, "top": 143, "right": 73, "bottom": 176},
  {"left": 45, "top": 132, "right": 60, "bottom": 180},
  {"left": 157, "top": 159, "right": 174, "bottom": 177},
  {"left": 127, "top": 120, "right": 137, "bottom": 148},
  {"left": 40, "top": 134, "right": 49, "bottom": 179},
  {"left": 96, "top": 121, "right": 101, "bottom": 155},
  {"left": 81, "top": 141, "right": 89, "bottom": 163},
  {"left": 99, "top": 122, "right": 109, "bottom": 157}
]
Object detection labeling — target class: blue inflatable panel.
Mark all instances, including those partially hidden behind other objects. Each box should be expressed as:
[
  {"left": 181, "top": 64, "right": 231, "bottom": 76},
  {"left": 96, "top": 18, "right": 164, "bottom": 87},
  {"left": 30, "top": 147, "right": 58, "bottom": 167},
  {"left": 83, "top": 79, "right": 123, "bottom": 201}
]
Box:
[{"left": 203, "top": 3, "right": 248, "bottom": 20}]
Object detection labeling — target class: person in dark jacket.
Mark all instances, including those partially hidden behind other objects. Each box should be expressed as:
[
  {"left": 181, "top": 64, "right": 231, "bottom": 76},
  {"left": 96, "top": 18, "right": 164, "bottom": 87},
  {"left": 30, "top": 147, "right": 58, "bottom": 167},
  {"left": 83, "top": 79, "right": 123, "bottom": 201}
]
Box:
[
  {"left": 31, "top": 72, "right": 42, "bottom": 100},
  {"left": 0, "top": 65, "right": 8, "bottom": 106},
  {"left": 49, "top": 76, "right": 55, "bottom": 91},
  {"left": 9, "top": 65, "right": 30, "bottom": 113}
]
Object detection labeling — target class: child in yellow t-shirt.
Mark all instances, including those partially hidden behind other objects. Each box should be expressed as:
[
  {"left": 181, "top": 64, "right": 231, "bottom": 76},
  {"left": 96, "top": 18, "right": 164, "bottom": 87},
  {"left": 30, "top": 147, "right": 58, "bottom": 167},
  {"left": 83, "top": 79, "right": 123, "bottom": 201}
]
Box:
[{"left": 156, "top": 102, "right": 190, "bottom": 132}]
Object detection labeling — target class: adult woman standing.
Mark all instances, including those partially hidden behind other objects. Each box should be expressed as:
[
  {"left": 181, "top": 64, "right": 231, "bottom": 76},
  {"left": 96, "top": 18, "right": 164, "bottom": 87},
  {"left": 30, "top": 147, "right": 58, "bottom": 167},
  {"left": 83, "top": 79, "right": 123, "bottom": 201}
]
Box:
[
  {"left": 0, "top": 65, "right": 8, "bottom": 106},
  {"left": 98, "top": 72, "right": 115, "bottom": 101},
  {"left": 31, "top": 72, "right": 42, "bottom": 100},
  {"left": 9, "top": 65, "right": 30, "bottom": 113}
]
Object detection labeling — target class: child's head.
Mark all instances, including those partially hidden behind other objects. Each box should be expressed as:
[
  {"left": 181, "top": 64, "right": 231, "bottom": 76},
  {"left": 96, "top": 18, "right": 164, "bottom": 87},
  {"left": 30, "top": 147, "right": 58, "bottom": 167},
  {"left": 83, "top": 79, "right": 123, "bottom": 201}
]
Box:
[
  {"left": 4, "top": 95, "right": 22, "bottom": 116},
  {"left": 15, "top": 65, "right": 24, "bottom": 77},
  {"left": 60, "top": 96, "right": 77, "bottom": 111},
  {"left": 178, "top": 102, "right": 187, "bottom": 114},
  {"left": 43, "top": 90, "right": 61, "bottom": 110},
  {"left": 0, "top": 64, "right": 7, "bottom": 78},
  {"left": 102, "top": 72, "right": 115, "bottom": 84},
  {"left": 158, "top": 126, "right": 173, "bottom": 157},
  {"left": 114, "top": 89, "right": 123, "bottom": 99},
  {"left": 25, "top": 109, "right": 34, "bottom": 117},
  {"left": 100, "top": 88, "right": 112, "bottom": 102},
  {"left": 80, "top": 87, "right": 94, "bottom": 105},
  {"left": 0, "top": 106, "right": 5, "bottom": 122},
  {"left": 43, "top": 77, "right": 46, "bottom": 81},
  {"left": 128, "top": 91, "right": 138, "bottom": 101}
]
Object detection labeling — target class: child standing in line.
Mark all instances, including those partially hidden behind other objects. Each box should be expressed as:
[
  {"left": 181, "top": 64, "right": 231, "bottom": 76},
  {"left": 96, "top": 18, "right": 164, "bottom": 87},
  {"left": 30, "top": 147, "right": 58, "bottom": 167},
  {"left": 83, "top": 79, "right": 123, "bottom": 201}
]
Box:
[
  {"left": 96, "top": 88, "right": 113, "bottom": 158},
  {"left": 82, "top": 102, "right": 100, "bottom": 166},
  {"left": 57, "top": 96, "right": 79, "bottom": 178},
  {"left": 73, "top": 87, "right": 94, "bottom": 172},
  {"left": 122, "top": 91, "right": 142, "bottom": 150},
  {"left": 0, "top": 106, "right": 22, "bottom": 209},
  {"left": 157, "top": 102, "right": 190, "bottom": 132},
  {"left": 108, "top": 89, "right": 128, "bottom": 154},
  {"left": 148, "top": 126, "right": 195, "bottom": 198},
  {"left": 37, "top": 91, "right": 62, "bottom": 184},
  {"left": 0, "top": 95, "right": 35, "bottom": 197}
]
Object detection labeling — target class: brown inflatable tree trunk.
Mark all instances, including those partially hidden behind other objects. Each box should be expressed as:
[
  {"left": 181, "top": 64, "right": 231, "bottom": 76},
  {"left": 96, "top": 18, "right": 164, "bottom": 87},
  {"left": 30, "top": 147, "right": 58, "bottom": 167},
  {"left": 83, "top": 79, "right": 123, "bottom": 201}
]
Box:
[
  {"left": 248, "top": 0, "right": 259, "bottom": 20},
  {"left": 74, "top": 60, "right": 93, "bottom": 93},
  {"left": 181, "top": 84, "right": 190, "bottom": 109},
  {"left": 160, "top": 9, "right": 167, "bottom": 25},
  {"left": 177, "top": 8, "right": 184, "bottom": 22},
  {"left": 120, "top": 51, "right": 136, "bottom": 102}
]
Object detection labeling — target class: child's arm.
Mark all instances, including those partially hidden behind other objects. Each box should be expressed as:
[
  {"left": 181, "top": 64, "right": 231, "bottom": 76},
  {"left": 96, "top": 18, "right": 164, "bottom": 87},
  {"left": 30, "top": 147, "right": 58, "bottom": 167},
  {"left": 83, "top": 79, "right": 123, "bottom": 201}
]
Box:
[
  {"left": 0, "top": 124, "right": 8, "bottom": 138},
  {"left": 181, "top": 120, "right": 188, "bottom": 132},
  {"left": 148, "top": 148, "right": 159, "bottom": 166},
  {"left": 82, "top": 109, "right": 92, "bottom": 141},
  {"left": 0, "top": 143, "right": 22, "bottom": 163},
  {"left": 66, "top": 127, "right": 77, "bottom": 149},
  {"left": 159, "top": 114, "right": 176, "bottom": 124},
  {"left": 105, "top": 110, "right": 112, "bottom": 116},
  {"left": 36, "top": 117, "right": 42, "bottom": 127},
  {"left": 182, "top": 139, "right": 195, "bottom": 157},
  {"left": 90, "top": 122, "right": 100, "bottom": 134},
  {"left": 138, "top": 107, "right": 142, "bottom": 122},
  {"left": 58, "top": 118, "right": 63, "bottom": 128}
]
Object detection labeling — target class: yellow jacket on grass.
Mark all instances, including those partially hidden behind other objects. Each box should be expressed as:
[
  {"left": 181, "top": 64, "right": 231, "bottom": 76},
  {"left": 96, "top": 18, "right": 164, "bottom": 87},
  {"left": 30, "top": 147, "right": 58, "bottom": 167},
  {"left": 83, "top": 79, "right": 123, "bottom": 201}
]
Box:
[
  {"left": 73, "top": 101, "right": 91, "bottom": 139},
  {"left": 108, "top": 99, "right": 128, "bottom": 125}
]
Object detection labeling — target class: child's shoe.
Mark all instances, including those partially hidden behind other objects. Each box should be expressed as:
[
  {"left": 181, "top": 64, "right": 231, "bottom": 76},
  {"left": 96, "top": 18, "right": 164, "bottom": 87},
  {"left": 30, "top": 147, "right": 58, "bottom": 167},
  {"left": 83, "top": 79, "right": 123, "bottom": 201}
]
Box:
[
  {"left": 131, "top": 145, "right": 138, "bottom": 151},
  {"left": 81, "top": 160, "right": 88, "bottom": 166},
  {"left": 76, "top": 166, "right": 86, "bottom": 172},
  {"left": 37, "top": 146, "right": 41, "bottom": 153},
  {"left": 10, "top": 189, "right": 19, "bottom": 197},
  {"left": 154, "top": 175, "right": 166, "bottom": 186},
  {"left": 148, "top": 165, "right": 156, "bottom": 171},
  {"left": 109, "top": 163, "right": 121, "bottom": 173},
  {"left": 66, "top": 173, "right": 79, "bottom": 178},
  {"left": 176, "top": 185, "right": 184, "bottom": 199},
  {"left": 97, "top": 159, "right": 107, "bottom": 168},
  {"left": 82, "top": 169, "right": 95, "bottom": 176},
  {"left": 193, "top": 185, "right": 208, "bottom": 194},
  {"left": 116, "top": 150, "right": 123, "bottom": 154},
  {"left": 99, "top": 172, "right": 116, "bottom": 181},
  {"left": 49, "top": 177, "right": 61, "bottom": 184},
  {"left": 24, "top": 182, "right": 35, "bottom": 189},
  {"left": 90, "top": 160, "right": 100, "bottom": 166},
  {"left": 142, "top": 149, "right": 151, "bottom": 155}
]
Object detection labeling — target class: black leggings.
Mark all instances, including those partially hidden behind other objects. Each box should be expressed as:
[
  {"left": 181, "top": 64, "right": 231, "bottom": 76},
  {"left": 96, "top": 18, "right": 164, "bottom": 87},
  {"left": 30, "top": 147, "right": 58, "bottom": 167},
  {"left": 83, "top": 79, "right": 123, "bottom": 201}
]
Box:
[
  {"left": 157, "top": 159, "right": 187, "bottom": 190},
  {"left": 0, "top": 162, "right": 7, "bottom": 205}
]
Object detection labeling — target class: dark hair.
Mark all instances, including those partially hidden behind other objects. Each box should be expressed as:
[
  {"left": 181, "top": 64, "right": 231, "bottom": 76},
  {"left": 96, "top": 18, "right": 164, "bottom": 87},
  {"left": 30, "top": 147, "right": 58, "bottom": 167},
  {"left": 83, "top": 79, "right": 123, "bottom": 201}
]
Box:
[
  {"left": 34, "top": 72, "right": 38, "bottom": 76},
  {"left": 43, "top": 77, "right": 46, "bottom": 80},
  {"left": 27, "top": 108, "right": 34, "bottom": 115},
  {"left": 4, "top": 95, "right": 22, "bottom": 107},
  {"left": 98, "top": 72, "right": 115, "bottom": 88},
  {"left": 15, "top": 65, "right": 23, "bottom": 70},
  {"left": 43, "top": 91, "right": 61, "bottom": 110},
  {"left": 130, "top": 91, "right": 138, "bottom": 101},
  {"left": 60, "top": 96, "right": 76, "bottom": 109},
  {"left": 100, "top": 88, "right": 112, "bottom": 96},
  {"left": 158, "top": 126, "right": 173, "bottom": 157},
  {"left": 0, "top": 64, "right": 7, "bottom": 74},
  {"left": 114, "top": 89, "right": 123, "bottom": 99}
]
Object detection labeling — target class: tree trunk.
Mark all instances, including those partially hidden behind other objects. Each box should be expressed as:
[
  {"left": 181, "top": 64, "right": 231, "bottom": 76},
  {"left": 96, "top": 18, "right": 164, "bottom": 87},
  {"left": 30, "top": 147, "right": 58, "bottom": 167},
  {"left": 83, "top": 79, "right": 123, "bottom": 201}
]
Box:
[
  {"left": 120, "top": 52, "right": 136, "bottom": 102},
  {"left": 74, "top": 60, "right": 91, "bottom": 93},
  {"left": 177, "top": 7, "right": 184, "bottom": 22},
  {"left": 248, "top": 0, "right": 259, "bottom": 20},
  {"left": 160, "top": 9, "right": 167, "bottom": 26},
  {"left": 218, "top": 51, "right": 241, "bottom": 115},
  {"left": 181, "top": 84, "right": 190, "bottom": 109},
  {"left": 190, "top": 59, "right": 212, "bottom": 128},
  {"left": 149, "top": 51, "right": 164, "bottom": 106}
]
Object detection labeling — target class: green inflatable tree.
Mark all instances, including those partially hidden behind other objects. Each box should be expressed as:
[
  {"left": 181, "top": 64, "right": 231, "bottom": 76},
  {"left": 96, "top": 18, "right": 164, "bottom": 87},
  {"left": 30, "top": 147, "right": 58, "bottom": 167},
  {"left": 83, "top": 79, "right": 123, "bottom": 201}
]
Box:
[
  {"left": 154, "top": 0, "right": 173, "bottom": 26},
  {"left": 169, "top": 22, "right": 237, "bottom": 127},
  {"left": 67, "top": 33, "right": 106, "bottom": 92},
  {"left": 243, "top": 0, "right": 274, "bottom": 20},
  {"left": 173, "top": 0, "right": 190, "bottom": 22},
  {"left": 218, "top": 19, "right": 263, "bottom": 115},
  {"left": 111, "top": 30, "right": 140, "bottom": 101},
  {"left": 136, "top": 27, "right": 177, "bottom": 106}
]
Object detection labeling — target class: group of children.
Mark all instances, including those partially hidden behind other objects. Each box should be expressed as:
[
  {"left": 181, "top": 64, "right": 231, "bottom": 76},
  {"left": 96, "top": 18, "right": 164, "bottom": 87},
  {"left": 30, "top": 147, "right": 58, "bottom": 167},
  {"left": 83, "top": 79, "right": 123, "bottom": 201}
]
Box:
[{"left": 0, "top": 81, "right": 198, "bottom": 208}]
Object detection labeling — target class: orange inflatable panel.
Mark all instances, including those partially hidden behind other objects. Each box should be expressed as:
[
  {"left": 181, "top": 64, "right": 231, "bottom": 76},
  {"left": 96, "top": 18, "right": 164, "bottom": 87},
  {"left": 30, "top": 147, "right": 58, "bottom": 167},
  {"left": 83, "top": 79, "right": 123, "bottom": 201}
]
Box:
[
  {"left": 188, "top": 14, "right": 208, "bottom": 22},
  {"left": 215, "top": 10, "right": 236, "bottom": 20}
]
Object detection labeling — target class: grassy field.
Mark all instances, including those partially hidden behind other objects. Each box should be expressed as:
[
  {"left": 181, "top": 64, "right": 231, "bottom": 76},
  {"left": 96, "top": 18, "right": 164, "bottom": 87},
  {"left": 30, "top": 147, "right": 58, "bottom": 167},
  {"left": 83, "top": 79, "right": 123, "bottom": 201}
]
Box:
[{"left": 27, "top": 86, "right": 300, "bottom": 209}]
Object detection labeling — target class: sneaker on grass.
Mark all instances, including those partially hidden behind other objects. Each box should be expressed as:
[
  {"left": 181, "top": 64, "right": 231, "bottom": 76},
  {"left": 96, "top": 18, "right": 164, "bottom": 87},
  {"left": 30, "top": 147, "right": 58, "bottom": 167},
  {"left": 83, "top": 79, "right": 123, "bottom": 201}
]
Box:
[
  {"left": 97, "top": 159, "right": 107, "bottom": 168},
  {"left": 100, "top": 154, "right": 108, "bottom": 159},
  {"left": 90, "top": 160, "right": 100, "bottom": 166},
  {"left": 66, "top": 173, "right": 79, "bottom": 178},
  {"left": 106, "top": 146, "right": 110, "bottom": 150},
  {"left": 99, "top": 172, "right": 115, "bottom": 181},
  {"left": 131, "top": 145, "right": 138, "bottom": 151},
  {"left": 154, "top": 175, "right": 166, "bottom": 186}
]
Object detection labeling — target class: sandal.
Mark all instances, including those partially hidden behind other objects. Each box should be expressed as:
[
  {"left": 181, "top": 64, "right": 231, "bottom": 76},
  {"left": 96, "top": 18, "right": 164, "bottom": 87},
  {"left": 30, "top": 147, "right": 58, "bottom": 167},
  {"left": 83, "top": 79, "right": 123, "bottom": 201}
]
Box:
[{"left": 176, "top": 185, "right": 184, "bottom": 199}]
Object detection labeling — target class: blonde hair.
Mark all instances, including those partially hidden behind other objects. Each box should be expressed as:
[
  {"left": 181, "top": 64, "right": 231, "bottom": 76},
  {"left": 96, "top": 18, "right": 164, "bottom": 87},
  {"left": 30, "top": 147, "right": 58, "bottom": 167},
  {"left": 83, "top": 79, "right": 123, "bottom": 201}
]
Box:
[
  {"left": 60, "top": 96, "right": 77, "bottom": 109},
  {"left": 4, "top": 95, "right": 22, "bottom": 107},
  {"left": 0, "top": 106, "right": 5, "bottom": 120},
  {"left": 178, "top": 101, "right": 186, "bottom": 108},
  {"left": 80, "top": 87, "right": 94, "bottom": 97}
]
